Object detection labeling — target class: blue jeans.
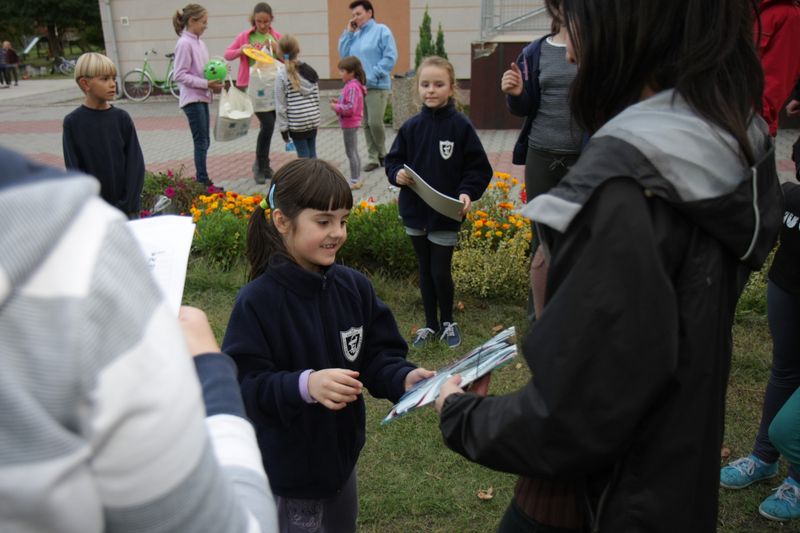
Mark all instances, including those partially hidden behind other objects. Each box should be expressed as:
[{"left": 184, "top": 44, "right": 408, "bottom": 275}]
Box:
[
  {"left": 182, "top": 102, "right": 210, "bottom": 182},
  {"left": 293, "top": 130, "right": 317, "bottom": 159}
]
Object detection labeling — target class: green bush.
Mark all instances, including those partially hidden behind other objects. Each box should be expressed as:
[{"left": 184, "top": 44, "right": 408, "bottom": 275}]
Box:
[
  {"left": 338, "top": 202, "right": 416, "bottom": 277},
  {"left": 192, "top": 210, "right": 248, "bottom": 271},
  {"left": 141, "top": 167, "right": 208, "bottom": 216},
  {"left": 452, "top": 230, "right": 530, "bottom": 302}
]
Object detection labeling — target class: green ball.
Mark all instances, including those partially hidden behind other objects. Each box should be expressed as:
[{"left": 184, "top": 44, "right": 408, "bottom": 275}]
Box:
[{"left": 204, "top": 59, "right": 227, "bottom": 81}]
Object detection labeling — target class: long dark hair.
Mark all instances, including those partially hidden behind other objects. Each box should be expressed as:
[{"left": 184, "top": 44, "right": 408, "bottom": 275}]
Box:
[
  {"left": 247, "top": 159, "right": 353, "bottom": 280},
  {"left": 562, "top": 0, "right": 762, "bottom": 163}
]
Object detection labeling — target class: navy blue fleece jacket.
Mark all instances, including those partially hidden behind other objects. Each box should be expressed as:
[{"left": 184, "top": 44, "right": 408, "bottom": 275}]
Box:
[
  {"left": 222, "top": 256, "right": 415, "bottom": 499},
  {"left": 385, "top": 101, "right": 493, "bottom": 232}
]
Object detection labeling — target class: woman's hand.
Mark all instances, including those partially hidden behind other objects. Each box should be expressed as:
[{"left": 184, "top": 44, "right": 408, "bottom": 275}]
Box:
[
  {"left": 434, "top": 373, "right": 491, "bottom": 413},
  {"left": 404, "top": 367, "right": 436, "bottom": 390},
  {"left": 308, "top": 368, "right": 363, "bottom": 410},
  {"left": 395, "top": 168, "right": 414, "bottom": 186},
  {"left": 208, "top": 80, "right": 224, "bottom": 93},
  {"left": 501, "top": 62, "right": 523, "bottom": 96},
  {"left": 459, "top": 194, "right": 472, "bottom": 216}
]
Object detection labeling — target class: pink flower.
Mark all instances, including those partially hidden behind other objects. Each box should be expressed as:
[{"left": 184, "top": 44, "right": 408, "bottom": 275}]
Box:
[
  {"left": 164, "top": 186, "right": 176, "bottom": 198},
  {"left": 140, "top": 209, "right": 152, "bottom": 217},
  {"left": 167, "top": 170, "right": 174, "bottom": 178}
]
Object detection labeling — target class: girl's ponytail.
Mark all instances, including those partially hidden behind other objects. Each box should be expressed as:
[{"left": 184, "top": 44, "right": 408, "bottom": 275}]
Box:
[
  {"left": 278, "top": 34, "right": 301, "bottom": 91},
  {"left": 173, "top": 4, "right": 207, "bottom": 37},
  {"left": 246, "top": 200, "right": 286, "bottom": 281}
]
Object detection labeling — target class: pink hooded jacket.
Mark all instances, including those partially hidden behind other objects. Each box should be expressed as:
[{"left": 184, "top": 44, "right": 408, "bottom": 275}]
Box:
[
  {"left": 224, "top": 27, "right": 282, "bottom": 88},
  {"left": 333, "top": 79, "right": 367, "bottom": 129}
]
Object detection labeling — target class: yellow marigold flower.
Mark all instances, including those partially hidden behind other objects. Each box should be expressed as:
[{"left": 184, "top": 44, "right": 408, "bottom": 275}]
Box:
[
  {"left": 525, "top": 231, "right": 532, "bottom": 241},
  {"left": 487, "top": 183, "right": 495, "bottom": 190},
  {"left": 474, "top": 219, "right": 484, "bottom": 228},
  {"left": 473, "top": 231, "right": 482, "bottom": 238},
  {"left": 485, "top": 231, "right": 492, "bottom": 238},
  {"left": 502, "top": 223, "right": 511, "bottom": 230},
  {"left": 476, "top": 210, "right": 489, "bottom": 218},
  {"left": 511, "top": 178, "right": 519, "bottom": 185},
  {"left": 234, "top": 208, "right": 241, "bottom": 215},
  {"left": 495, "top": 172, "right": 511, "bottom": 180},
  {"left": 498, "top": 201, "right": 514, "bottom": 210},
  {"left": 516, "top": 221, "right": 524, "bottom": 228},
  {"left": 495, "top": 231, "right": 503, "bottom": 237}
]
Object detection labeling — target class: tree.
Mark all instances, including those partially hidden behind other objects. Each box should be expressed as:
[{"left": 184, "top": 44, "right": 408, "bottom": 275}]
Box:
[
  {"left": 0, "top": 0, "right": 101, "bottom": 58},
  {"left": 414, "top": 7, "right": 433, "bottom": 71},
  {"left": 435, "top": 23, "right": 447, "bottom": 60}
]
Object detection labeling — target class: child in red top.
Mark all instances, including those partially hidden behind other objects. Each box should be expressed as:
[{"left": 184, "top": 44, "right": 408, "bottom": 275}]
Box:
[{"left": 330, "top": 56, "right": 367, "bottom": 189}]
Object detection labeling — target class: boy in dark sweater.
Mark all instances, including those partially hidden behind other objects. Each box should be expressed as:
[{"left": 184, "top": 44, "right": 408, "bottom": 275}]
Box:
[{"left": 63, "top": 53, "right": 145, "bottom": 218}]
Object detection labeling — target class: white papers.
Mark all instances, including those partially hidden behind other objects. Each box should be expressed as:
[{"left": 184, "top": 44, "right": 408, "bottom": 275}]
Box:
[
  {"left": 127, "top": 215, "right": 195, "bottom": 314},
  {"left": 382, "top": 327, "right": 517, "bottom": 424},
  {"left": 403, "top": 164, "right": 465, "bottom": 222}
]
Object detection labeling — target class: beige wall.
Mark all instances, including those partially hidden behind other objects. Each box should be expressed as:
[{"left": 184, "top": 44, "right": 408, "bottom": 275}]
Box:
[{"left": 100, "top": 0, "right": 485, "bottom": 80}]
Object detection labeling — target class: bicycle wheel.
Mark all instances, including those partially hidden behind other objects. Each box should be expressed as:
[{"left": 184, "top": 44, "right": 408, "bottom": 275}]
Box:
[
  {"left": 167, "top": 70, "right": 180, "bottom": 99},
  {"left": 122, "top": 69, "right": 153, "bottom": 102},
  {"left": 58, "top": 61, "right": 72, "bottom": 76}
]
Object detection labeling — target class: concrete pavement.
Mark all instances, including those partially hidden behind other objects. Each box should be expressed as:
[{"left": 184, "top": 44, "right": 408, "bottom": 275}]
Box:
[{"left": 0, "top": 78, "right": 797, "bottom": 206}]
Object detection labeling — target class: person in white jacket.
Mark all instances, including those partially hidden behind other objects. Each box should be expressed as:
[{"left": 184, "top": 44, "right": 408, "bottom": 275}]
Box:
[{"left": 0, "top": 146, "right": 277, "bottom": 533}]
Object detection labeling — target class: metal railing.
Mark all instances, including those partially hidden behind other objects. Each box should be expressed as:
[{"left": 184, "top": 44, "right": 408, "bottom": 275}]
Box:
[{"left": 480, "top": 0, "right": 552, "bottom": 40}]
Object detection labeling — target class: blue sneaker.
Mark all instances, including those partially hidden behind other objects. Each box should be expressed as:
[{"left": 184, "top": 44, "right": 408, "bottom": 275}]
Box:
[
  {"left": 720, "top": 455, "right": 779, "bottom": 489},
  {"left": 412, "top": 327, "right": 436, "bottom": 348},
  {"left": 759, "top": 477, "right": 800, "bottom": 522},
  {"left": 440, "top": 322, "right": 462, "bottom": 348}
]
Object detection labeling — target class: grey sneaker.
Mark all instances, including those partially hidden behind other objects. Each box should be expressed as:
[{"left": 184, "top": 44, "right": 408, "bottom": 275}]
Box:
[
  {"left": 412, "top": 327, "right": 436, "bottom": 348},
  {"left": 440, "top": 322, "right": 462, "bottom": 348}
]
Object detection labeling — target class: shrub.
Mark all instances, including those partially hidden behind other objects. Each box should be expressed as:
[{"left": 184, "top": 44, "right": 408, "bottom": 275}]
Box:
[
  {"left": 141, "top": 167, "right": 209, "bottom": 216},
  {"left": 189, "top": 191, "right": 263, "bottom": 271},
  {"left": 338, "top": 200, "right": 416, "bottom": 277},
  {"left": 453, "top": 227, "right": 530, "bottom": 302},
  {"left": 192, "top": 209, "right": 248, "bottom": 271}
]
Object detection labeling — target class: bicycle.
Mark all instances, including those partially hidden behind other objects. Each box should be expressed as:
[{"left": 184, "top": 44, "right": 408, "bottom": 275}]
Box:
[
  {"left": 53, "top": 56, "right": 76, "bottom": 75},
  {"left": 121, "top": 49, "right": 179, "bottom": 102}
]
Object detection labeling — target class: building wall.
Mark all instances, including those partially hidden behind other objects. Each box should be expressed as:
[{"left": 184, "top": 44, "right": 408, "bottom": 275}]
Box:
[{"left": 99, "top": 0, "right": 494, "bottom": 81}]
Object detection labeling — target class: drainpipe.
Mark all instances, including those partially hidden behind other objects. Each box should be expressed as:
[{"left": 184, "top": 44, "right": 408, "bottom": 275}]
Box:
[{"left": 102, "top": 0, "right": 122, "bottom": 93}]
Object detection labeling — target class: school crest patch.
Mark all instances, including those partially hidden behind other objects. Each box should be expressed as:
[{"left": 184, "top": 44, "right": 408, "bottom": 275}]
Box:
[
  {"left": 439, "top": 140, "right": 454, "bottom": 160},
  {"left": 340, "top": 326, "right": 364, "bottom": 362}
]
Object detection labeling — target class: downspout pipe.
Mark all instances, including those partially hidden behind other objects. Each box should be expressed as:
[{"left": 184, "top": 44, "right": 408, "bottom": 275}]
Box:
[{"left": 101, "top": 0, "right": 123, "bottom": 93}]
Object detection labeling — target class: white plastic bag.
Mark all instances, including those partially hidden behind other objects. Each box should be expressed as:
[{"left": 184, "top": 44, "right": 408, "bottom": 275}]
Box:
[
  {"left": 214, "top": 84, "right": 254, "bottom": 142},
  {"left": 248, "top": 62, "right": 280, "bottom": 112}
]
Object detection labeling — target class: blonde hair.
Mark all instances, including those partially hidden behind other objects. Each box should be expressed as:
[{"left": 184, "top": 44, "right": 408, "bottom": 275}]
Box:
[
  {"left": 74, "top": 53, "right": 117, "bottom": 88},
  {"left": 416, "top": 55, "right": 462, "bottom": 109},
  {"left": 173, "top": 4, "right": 207, "bottom": 36},
  {"left": 278, "top": 34, "right": 302, "bottom": 91}
]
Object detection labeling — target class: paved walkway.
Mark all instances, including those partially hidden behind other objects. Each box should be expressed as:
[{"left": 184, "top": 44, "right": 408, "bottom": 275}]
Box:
[{"left": 0, "top": 78, "right": 797, "bottom": 206}]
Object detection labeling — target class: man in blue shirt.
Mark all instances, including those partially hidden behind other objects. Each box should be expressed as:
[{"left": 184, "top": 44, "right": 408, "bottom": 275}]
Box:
[{"left": 338, "top": 0, "right": 397, "bottom": 172}]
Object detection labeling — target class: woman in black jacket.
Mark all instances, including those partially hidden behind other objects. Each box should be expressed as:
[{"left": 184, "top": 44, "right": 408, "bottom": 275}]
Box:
[{"left": 435, "top": 1, "right": 783, "bottom": 531}]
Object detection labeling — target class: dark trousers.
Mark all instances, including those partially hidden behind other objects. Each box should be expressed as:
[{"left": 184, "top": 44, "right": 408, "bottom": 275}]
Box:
[
  {"left": 524, "top": 146, "right": 578, "bottom": 319},
  {"left": 409, "top": 235, "right": 455, "bottom": 331},
  {"left": 753, "top": 280, "right": 800, "bottom": 481},
  {"left": 182, "top": 102, "right": 210, "bottom": 182},
  {"left": 275, "top": 469, "right": 358, "bottom": 532},
  {"left": 255, "top": 110, "right": 276, "bottom": 176},
  {"left": 498, "top": 500, "right": 584, "bottom": 533}
]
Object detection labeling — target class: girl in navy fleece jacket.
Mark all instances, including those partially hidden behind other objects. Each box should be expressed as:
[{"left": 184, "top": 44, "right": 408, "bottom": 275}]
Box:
[
  {"left": 222, "top": 158, "right": 433, "bottom": 532},
  {"left": 385, "top": 56, "right": 493, "bottom": 350}
]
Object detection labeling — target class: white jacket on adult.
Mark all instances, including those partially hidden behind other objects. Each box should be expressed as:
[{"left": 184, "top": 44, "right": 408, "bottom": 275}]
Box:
[{"left": 0, "top": 147, "right": 277, "bottom": 532}]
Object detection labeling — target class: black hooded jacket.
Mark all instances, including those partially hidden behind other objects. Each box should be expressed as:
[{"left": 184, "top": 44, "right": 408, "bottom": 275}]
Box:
[{"left": 439, "top": 90, "right": 783, "bottom": 532}]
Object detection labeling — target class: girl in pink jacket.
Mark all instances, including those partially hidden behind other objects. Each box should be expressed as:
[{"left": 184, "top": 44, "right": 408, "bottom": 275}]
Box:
[
  {"left": 330, "top": 56, "right": 367, "bottom": 189},
  {"left": 224, "top": 2, "right": 282, "bottom": 184}
]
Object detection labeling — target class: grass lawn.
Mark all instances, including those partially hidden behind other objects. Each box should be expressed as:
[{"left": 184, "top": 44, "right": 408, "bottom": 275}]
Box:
[{"left": 184, "top": 259, "right": 784, "bottom": 532}]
